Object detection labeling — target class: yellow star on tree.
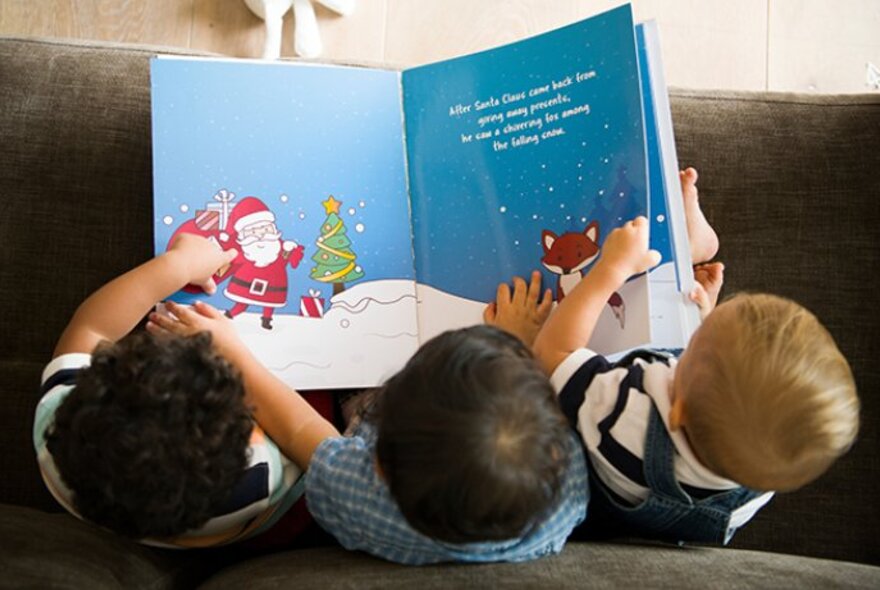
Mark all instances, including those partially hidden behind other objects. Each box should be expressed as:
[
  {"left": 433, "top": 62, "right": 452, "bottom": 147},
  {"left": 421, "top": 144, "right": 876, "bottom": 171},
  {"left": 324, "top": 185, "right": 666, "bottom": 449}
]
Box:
[{"left": 322, "top": 195, "right": 342, "bottom": 214}]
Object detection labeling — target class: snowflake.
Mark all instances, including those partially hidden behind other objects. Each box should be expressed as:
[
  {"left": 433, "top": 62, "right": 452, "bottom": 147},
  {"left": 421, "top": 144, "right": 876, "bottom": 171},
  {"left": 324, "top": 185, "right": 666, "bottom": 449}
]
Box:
[{"left": 162, "top": 215, "right": 173, "bottom": 226}]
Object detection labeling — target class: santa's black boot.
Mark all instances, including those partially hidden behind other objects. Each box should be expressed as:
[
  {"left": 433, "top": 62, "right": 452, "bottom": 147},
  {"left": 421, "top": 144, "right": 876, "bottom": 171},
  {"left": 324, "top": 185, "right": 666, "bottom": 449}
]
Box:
[
  {"left": 224, "top": 310, "right": 233, "bottom": 319},
  {"left": 261, "top": 316, "right": 273, "bottom": 330}
]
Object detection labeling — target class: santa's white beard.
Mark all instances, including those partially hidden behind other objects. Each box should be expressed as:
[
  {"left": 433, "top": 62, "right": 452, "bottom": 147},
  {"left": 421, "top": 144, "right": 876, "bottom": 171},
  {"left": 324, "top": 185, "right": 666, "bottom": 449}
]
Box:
[{"left": 242, "top": 238, "right": 282, "bottom": 267}]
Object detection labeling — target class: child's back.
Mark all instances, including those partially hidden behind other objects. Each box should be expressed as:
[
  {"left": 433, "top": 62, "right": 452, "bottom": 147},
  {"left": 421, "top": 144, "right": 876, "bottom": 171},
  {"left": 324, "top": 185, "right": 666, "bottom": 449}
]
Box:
[
  {"left": 533, "top": 214, "right": 859, "bottom": 544},
  {"left": 35, "top": 236, "right": 309, "bottom": 547},
  {"left": 305, "top": 326, "right": 588, "bottom": 564}
]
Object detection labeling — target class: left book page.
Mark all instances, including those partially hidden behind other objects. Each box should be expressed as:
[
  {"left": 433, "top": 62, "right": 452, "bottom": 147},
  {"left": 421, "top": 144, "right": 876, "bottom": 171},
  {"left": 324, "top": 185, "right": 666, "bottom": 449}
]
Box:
[{"left": 151, "top": 57, "right": 418, "bottom": 389}]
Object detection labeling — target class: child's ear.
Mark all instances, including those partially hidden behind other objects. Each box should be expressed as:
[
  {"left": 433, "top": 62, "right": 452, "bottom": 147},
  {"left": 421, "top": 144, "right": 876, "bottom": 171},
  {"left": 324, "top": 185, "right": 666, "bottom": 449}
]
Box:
[
  {"left": 374, "top": 455, "right": 386, "bottom": 481},
  {"left": 669, "top": 396, "right": 686, "bottom": 431}
]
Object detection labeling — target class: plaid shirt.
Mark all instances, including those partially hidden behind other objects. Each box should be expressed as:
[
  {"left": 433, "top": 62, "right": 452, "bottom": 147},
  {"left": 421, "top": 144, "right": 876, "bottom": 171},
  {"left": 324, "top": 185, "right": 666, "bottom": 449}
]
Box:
[{"left": 305, "top": 421, "right": 588, "bottom": 565}]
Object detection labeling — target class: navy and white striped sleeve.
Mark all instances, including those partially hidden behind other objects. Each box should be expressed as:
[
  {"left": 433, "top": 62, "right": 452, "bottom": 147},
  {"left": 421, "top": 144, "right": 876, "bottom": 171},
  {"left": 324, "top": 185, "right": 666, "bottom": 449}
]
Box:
[{"left": 549, "top": 349, "right": 614, "bottom": 428}]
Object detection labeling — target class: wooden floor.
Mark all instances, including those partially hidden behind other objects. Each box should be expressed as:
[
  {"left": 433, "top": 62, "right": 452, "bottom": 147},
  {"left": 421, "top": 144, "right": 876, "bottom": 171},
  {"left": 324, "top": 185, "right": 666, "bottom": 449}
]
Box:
[{"left": 1, "top": 0, "right": 879, "bottom": 93}]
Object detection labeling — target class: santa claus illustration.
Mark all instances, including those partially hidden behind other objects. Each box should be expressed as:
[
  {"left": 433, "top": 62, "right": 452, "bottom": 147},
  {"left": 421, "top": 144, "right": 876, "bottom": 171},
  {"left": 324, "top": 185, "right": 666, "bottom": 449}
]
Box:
[{"left": 222, "top": 196, "right": 305, "bottom": 330}]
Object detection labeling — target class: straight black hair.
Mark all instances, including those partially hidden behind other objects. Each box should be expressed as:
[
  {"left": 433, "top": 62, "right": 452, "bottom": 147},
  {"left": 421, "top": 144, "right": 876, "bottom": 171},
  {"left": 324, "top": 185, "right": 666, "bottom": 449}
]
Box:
[{"left": 375, "top": 325, "right": 570, "bottom": 543}]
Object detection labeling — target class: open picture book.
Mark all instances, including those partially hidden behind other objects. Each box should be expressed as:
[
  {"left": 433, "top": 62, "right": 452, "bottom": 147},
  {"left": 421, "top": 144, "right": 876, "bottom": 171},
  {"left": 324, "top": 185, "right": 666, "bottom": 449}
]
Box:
[{"left": 151, "top": 4, "right": 700, "bottom": 389}]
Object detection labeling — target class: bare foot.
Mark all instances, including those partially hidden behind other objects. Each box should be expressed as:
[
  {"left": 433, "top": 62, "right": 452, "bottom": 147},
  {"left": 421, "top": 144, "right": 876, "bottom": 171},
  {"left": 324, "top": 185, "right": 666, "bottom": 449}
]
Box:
[{"left": 681, "top": 168, "right": 719, "bottom": 263}]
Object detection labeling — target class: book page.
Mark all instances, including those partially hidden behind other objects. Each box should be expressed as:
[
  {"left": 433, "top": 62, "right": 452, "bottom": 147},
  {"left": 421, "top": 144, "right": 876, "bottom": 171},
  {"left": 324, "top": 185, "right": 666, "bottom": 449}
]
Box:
[
  {"left": 151, "top": 57, "right": 418, "bottom": 388},
  {"left": 402, "top": 5, "right": 651, "bottom": 355},
  {"left": 637, "top": 21, "right": 702, "bottom": 350}
]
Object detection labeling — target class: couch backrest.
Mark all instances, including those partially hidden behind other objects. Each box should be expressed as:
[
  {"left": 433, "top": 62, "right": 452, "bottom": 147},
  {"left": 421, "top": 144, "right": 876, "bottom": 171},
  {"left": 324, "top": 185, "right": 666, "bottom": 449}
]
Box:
[
  {"left": 0, "top": 37, "right": 877, "bottom": 565},
  {"left": 670, "top": 88, "right": 879, "bottom": 565}
]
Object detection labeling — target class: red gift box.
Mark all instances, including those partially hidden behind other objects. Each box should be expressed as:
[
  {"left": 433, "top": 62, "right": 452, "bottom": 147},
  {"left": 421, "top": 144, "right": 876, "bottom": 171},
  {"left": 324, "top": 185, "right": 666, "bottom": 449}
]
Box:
[
  {"left": 194, "top": 209, "right": 220, "bottom": 231},
  {"left": 300, "top": 289, "right": 325, "bottom": 318}
]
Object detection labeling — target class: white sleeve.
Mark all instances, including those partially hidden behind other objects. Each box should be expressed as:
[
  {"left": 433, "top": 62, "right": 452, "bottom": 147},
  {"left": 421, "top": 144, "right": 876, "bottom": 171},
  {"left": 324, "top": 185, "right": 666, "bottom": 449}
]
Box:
[{"left": 549, "top": 348, "right": 600, "bottom": 394}]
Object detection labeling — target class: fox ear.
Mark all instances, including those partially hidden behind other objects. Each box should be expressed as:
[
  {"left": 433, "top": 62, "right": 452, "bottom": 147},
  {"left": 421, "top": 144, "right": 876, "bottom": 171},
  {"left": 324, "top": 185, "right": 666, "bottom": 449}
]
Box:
[
  {"left": 542, "top": 230, "right": 557, "bottom": 253},
  {"left": 585, "top": 221, "right": 599, "bottom": 243}
]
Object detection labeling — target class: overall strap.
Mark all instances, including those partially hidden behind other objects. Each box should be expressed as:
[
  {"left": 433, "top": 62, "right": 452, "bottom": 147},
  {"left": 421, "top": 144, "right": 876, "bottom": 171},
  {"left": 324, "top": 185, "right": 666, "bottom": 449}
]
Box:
[{"left": 642, "top": 403, "right": 690, "bottom": 502}]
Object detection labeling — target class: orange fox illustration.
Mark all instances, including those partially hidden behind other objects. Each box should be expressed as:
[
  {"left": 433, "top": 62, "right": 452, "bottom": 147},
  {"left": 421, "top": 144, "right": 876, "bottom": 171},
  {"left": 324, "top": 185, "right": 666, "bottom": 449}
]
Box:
[{"left": 541, "top": 221, "right": 626, "bottom": 329}]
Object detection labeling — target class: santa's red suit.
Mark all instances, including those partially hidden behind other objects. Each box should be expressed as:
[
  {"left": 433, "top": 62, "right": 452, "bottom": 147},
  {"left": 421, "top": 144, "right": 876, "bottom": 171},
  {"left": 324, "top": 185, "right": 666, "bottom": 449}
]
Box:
[
  {"left": 224, "top": 247, "right": 303, "bottom": 308},
  {"left": 219, "top": 196, "right": 305, "bottom": 329}
]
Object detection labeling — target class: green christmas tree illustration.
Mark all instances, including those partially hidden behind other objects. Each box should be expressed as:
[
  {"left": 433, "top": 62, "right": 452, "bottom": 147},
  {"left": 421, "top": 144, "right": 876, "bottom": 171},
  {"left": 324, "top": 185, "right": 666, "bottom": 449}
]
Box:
[{"left": 310, "top": 195, "right": 365, "bottom": 295}]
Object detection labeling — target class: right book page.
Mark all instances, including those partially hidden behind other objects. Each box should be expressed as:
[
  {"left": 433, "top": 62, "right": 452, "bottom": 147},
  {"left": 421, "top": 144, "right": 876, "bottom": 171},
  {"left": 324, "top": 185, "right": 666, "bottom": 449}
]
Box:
[
  {"left": 637, "top": 20, "right": 702, "bottom": 351},
  {"left": 401, "top": 4, "right": 653, "bottom": 355}
]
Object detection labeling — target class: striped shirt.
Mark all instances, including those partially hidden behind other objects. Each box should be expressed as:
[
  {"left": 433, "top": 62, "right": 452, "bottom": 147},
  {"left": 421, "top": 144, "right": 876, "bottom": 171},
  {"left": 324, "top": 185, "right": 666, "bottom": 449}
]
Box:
[
  {"left": 305, "top": 421, "right": 588, "bottom": 565},
  {"left": 551, "top": 349, "right": 773, "bottom": 531},
  {"left": 34, "top": 353, "right": 304, "bottom": 548}
]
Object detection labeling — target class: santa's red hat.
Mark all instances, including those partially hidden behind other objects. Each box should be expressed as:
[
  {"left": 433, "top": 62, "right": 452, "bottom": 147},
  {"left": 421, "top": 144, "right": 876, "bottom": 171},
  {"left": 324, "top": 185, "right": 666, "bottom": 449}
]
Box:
[{"left": 228, "top": 196, "right": 275, "bottom": 233}]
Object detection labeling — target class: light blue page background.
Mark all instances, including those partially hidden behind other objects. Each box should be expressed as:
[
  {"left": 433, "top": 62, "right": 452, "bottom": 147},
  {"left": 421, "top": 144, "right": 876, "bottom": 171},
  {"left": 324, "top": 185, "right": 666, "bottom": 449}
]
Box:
[
  {"left": 402, "top": 5, "right": 647, "bottom": 302},
  {"left": 152, "top": 59, "right": 414, "bottom": 313}
]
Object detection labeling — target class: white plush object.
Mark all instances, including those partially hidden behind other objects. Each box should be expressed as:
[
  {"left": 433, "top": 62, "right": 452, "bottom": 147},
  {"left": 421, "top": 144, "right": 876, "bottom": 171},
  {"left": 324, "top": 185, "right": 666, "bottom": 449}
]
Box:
[{"left": 244, "top": 0, "right": 355, "bottom": 59}]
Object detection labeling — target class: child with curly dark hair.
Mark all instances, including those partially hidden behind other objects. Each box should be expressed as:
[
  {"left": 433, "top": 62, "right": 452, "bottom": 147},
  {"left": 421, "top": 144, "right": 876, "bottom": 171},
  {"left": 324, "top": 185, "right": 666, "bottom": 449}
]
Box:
[{"left": 34, "top": 235, "right": 335, "bottom": 546}]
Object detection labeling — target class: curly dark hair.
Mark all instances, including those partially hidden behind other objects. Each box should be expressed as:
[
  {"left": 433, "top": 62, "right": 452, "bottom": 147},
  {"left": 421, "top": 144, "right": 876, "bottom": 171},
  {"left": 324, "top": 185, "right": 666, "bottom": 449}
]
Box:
[
  {"left": 45, "top": 331, "right": 253, "bottom": 539},
  {"left": 375, "top": 325, "right": 570, "bottom": 543}
]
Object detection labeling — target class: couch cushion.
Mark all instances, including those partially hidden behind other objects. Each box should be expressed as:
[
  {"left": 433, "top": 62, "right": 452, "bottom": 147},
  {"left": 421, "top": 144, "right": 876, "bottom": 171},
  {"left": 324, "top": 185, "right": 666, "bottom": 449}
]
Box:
[
  {"left": 0, "top": 504, "right": 219, "bottom": 589},
  {"left": 199, "top": 543, "right": 880, "bottom": 589},
  {"left": 0, "top": 37, "right": 209, "bottom": 510}
]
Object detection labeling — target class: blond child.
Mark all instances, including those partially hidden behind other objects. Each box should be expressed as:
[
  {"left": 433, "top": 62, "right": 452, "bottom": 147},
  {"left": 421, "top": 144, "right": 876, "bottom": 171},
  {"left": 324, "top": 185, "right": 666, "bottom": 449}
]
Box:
[{"left": 529, "top": 172, "right": 859, "bottom": 544}]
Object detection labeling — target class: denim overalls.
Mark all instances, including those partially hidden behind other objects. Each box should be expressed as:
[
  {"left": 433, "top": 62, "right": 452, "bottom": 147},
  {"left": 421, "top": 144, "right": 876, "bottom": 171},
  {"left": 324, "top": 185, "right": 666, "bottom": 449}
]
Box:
[{"left": 567, "top": 350, "right": 764, "bottom": 545}]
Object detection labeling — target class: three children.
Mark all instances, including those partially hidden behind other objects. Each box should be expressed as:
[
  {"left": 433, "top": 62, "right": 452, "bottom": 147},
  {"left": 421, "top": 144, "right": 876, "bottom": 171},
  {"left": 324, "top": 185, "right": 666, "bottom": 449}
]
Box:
[{"left": 35, "top": 169, "right": 859, "bottom": 557}]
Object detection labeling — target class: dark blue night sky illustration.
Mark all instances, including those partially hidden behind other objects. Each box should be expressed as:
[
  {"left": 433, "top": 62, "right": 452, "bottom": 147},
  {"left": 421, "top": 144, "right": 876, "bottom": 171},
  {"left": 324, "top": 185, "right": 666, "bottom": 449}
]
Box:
[{"left": 403, "top": 5, "right": 657, "bottom": 302}]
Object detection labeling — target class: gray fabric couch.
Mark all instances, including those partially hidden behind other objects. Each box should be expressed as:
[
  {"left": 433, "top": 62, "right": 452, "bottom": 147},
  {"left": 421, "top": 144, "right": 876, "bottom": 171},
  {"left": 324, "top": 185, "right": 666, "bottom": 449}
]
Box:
[{"left": 0, "top": 37, "right": 878, "bottom": 589}]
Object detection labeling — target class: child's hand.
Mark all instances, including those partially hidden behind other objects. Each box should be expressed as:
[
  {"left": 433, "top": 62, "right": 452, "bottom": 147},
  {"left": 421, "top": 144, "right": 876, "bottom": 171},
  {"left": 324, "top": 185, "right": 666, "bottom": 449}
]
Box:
[
  {"left": 690, "top": 262, "right": 724, "bottom": 319},
  {"left": 484, "top": 270, "right": 553, "bottom": 347},
  {"left": 596, "top": 216, "right": 661, "bottom": 282},
  {"left": 147, "top": 300, "right": 248, "bottom": 364},
  {"left": 168, "top": 234, "right": 238, "bottom": 295}
]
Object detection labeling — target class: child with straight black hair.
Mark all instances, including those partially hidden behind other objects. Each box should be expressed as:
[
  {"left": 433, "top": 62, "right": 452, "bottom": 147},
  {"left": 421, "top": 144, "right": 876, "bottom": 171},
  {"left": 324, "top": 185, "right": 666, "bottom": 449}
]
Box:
[{"left": 149, "top": 274, "right": 588, "bottom": 564}]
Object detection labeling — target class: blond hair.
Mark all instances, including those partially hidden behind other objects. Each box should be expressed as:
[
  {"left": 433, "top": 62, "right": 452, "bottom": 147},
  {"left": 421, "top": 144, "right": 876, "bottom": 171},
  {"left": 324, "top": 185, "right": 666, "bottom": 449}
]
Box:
[{"left": 678, "top": 293, "right": 859, "bottom": 492}]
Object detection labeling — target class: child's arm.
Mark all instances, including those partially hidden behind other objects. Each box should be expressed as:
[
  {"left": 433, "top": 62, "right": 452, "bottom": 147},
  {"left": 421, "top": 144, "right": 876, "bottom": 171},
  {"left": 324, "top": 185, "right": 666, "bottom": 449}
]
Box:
[
  {"left": 533, "top": 216, "right": 660, "bottom": 375},
  {"left": 53, "top": 234, "right": 238, "bottom": 357},
  {"left": 147, "top": 301, "right": 340, "bottom": 469}
]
